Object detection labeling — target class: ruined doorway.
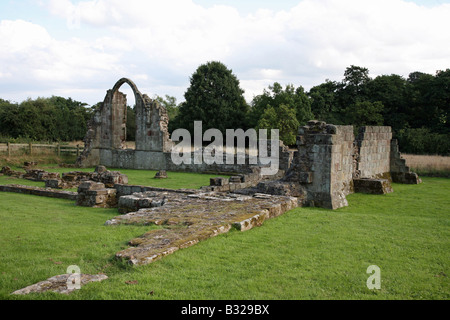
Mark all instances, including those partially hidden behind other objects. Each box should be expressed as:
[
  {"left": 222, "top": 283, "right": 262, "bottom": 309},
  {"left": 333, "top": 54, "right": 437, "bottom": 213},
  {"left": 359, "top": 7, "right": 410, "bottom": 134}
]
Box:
[
  {"left": 119, "top": 85, "right": 137, "bottom": 150},
  {"left": 107, "top": 78, "right": 146, "bottom": 151}
]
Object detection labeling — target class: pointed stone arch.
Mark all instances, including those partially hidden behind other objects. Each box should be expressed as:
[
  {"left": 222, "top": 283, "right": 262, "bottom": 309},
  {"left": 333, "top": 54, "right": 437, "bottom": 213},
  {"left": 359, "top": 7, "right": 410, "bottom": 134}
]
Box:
[{"left": 76, "top": 78, "right": 173, "bottom": 168}]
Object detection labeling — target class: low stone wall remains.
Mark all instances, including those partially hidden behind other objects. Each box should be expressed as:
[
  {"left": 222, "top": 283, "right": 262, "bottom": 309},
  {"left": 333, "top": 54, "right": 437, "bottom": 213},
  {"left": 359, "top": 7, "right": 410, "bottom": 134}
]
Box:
[{"left": 0, "top": 184, "right": 77, "bottom": 201}]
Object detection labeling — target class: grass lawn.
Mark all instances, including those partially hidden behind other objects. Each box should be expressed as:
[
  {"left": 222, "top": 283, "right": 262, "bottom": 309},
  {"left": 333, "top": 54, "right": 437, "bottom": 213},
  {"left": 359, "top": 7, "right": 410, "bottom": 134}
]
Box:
[
  {"left": 0, "top": 177, "right": 448, "bottom": 300},
  {"left": 0, "top": 165, "right": 230, "bottom": 191}
]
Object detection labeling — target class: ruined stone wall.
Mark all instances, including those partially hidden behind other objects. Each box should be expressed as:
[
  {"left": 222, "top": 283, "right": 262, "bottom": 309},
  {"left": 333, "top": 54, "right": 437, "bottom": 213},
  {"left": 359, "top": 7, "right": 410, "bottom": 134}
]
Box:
[
  {"left": 355, "top": 126, "right": 392, "bottom": 179},
  {"left": 77, "top": 78, "right": 290, "bottom": 179},
  {"left": 75, "top": 79, "right": 421, "bottom": 210},
  {"left": 390, "top": 139, "right": 422, "bottom": 184},
  {"left": 77, "top": 78, "right": 173, "bottom": 168},
  {"left": 284, "top": 121, "right": 354, "bottom": 209},
  {"left": 275, "top": 121, "right": 420, "bottom": 209}
]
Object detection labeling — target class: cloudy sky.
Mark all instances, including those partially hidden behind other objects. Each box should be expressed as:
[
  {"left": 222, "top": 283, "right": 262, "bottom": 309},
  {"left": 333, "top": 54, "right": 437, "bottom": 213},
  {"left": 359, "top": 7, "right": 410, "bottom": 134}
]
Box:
[{"left": 1, "top": 0, "right": 450, "bottom": 106}]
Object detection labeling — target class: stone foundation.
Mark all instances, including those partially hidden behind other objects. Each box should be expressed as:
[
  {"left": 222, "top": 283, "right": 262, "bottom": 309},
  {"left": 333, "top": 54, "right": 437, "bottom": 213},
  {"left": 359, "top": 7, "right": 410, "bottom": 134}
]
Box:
[
  {"left": 0, "top": 184, "right": 77, "bottom": 200},
  {"left": 46, "top": 166, "right": 128, "bottom": 189},
  {"left": 76, "top": 181, "right": 117, "bottom": 208},
  {"left": 353, "top": 178, "right": 394, "bottom": 195},
  {"left": 106, "top": 190, "right": 299, "bottom": 266},
  {"left": 118, "top": 191, "right": 167, "bottom": 214}
]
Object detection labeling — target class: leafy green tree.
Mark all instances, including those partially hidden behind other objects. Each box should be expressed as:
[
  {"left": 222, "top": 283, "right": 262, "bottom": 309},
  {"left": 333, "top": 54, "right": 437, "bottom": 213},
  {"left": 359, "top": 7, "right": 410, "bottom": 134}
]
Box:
[
  {"left": 154, "top": 94, "right": 179, "bottom": 121},
  {"left": 343, "top": 100, "right": 384, "bottom": 128},
  {"left": 406, "top": 71, "right": 435, "bottom": 130},
  {"left": 154, "top": 94, "right": 180, "bottom": 133},
  {"left": 257, "top": 104, "right": 299, "bottom": 146},
  {"left": 426, "top": 69, "right": 449, "bottom": 134},
  {"left": 0, "top": 96, "right": 92, "bottom": 141},
  {"left": 366, "top": 74, "right": 409, "bottom": 131},
  {"left": 308, "top": 80, "right": 340, "bottom": 124},
  {"left": 174, "top": 61, "right": 249, "bottom": 134},
  {"left": 337, "top": 65, "right": 371, "bottom": 116},
  {"left": 248, "top": 82, "right": 313, "bottom": 129},
  {"left": 0, "top": 99, "right": 21, "bottom": 138}
]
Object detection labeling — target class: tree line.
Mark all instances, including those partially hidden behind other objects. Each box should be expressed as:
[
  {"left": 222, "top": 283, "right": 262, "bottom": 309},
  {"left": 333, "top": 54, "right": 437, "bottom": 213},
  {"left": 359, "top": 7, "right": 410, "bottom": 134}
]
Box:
[
  {"left": 168, "top": 62, "right": 449, "bottom": 155},
  {"left": 0, "top": 61, "right": 448, "bottom": 155},
  {"left": 0, "top": 96, "right": 92, "bottom": 143}
]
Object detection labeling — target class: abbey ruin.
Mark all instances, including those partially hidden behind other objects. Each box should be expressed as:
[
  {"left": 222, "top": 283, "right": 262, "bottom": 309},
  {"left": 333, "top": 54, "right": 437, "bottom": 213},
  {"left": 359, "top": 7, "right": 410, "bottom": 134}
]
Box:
[
  {"left": 1, "top": 78, "right": 422, "bottom": 270},
  {"left": 76, "top": 78, "right": 421, "bottom": 211}
]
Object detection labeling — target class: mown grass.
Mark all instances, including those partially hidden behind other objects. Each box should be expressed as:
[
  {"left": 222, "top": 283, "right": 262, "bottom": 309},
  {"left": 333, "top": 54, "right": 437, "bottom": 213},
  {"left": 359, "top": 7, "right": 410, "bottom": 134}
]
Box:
[
  {"left": 0, "top": 177, "right": 448, "bottom": 300},
  {"left": 0, "top": 165, "right": 230, "bottom": 191}
]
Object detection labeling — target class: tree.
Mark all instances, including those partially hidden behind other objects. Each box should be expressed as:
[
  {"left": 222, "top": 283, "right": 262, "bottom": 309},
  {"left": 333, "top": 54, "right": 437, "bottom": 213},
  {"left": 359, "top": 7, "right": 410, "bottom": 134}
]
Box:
[
  {"left": 337, "top": 65, "right": 371, "bottom": 111},
  {"left": 174, "top": 61, "right": 249, "bottom": 135},
  {"left": 343, "top": 100, "right": 384, "bottom": 128},
  {"left": 154, "top": 94, "right": 180, "bottom": 133},
  {"left": 406, "top": 71, "right": 438, "bottom": 130},
  {"left": 0, "top": 99, "right": 21, "bottom": 138},
  {"left": 0, "top": 96, "right": 92, "bottom": 141},
  {"left": 308, "top": 80, "right": 340, "bottom": 124},
  {"left": 257, "top": 104, "right": 300, "bottom": 146},
  {"left": 366, "top": 74, "right": 409, "bottom": 131},
  {"left": 248, "top": 82, "right": 313, "bottom": 129},
  {"left": 154, "top": 94, "right": 179, "bottom": 121}
]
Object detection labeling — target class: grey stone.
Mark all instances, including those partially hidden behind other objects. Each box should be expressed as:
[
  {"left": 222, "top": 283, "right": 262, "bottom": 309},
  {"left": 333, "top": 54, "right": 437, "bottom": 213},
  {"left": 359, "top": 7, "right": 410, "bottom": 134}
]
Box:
[{"left": 12, "top": 274, "right": 108, "bottom": 295}]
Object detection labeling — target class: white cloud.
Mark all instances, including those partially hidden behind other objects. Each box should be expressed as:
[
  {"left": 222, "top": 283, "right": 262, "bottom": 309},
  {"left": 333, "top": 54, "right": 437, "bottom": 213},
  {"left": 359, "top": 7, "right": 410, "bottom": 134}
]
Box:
[
  {"left": 1, "top": 0, "right": 450, "bottom": 105},
  {"left": 0, "top": 19, "right": 123, "bottom": 102}
]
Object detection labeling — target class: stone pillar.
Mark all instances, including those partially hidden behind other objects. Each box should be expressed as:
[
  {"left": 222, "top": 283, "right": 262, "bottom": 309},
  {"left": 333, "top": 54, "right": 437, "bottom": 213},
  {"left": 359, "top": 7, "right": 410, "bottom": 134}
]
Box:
[{"left": 285, "top": 121, "right": 354, "bottom": 209}]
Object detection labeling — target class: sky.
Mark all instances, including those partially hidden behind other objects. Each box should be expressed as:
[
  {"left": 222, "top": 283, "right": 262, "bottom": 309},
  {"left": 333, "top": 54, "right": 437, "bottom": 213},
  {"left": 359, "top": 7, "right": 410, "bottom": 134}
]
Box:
[{"left": 1, "top": 0, "right": 450, "bottom": 106}]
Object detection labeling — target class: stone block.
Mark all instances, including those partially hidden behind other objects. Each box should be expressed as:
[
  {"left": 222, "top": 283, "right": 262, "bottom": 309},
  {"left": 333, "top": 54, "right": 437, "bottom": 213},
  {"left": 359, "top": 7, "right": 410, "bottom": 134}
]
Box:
[
  {"left": 229, "top": 176, "right": 243, "bottom": 183},
  {"left": 45, "top": 179, "right": 62, "bottom": 189},
  {"left": 353, "top": 178, "right": 393, "bottom": 195},
  {"left": 154, "top": 170, "right": 168, "bottom": 179},
  {"left": 210, "top": 177, "right": 226, "bottom": 186}
]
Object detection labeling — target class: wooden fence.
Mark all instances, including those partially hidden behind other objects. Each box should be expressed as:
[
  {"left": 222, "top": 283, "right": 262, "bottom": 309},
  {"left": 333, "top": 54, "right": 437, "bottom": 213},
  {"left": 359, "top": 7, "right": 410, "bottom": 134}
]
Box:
[{"left": 0, "top": 143, "right": 82, "bottom": 157}]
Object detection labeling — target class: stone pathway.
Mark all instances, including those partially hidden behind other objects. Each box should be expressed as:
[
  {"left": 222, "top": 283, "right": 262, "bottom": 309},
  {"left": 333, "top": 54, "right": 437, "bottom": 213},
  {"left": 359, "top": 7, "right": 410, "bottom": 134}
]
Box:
[{"left": 106, "top": 191, "right": 299, "bottom": 266}]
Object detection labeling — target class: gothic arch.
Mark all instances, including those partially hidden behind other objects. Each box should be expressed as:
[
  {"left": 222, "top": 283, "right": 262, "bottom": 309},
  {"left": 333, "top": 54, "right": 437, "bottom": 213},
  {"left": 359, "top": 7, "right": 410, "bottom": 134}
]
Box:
[{"left": 77, "top": 78, "right": 173, "bottom": 168}]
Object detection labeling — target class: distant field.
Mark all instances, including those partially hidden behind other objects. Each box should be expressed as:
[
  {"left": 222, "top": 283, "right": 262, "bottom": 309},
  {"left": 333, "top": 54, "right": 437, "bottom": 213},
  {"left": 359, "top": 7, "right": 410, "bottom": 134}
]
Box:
[
  {"left": 403, "top": 154, "right": 450, "bottom": 177},
  {"left": 0, "top": 177, "right": 448, "bottom": 300}
]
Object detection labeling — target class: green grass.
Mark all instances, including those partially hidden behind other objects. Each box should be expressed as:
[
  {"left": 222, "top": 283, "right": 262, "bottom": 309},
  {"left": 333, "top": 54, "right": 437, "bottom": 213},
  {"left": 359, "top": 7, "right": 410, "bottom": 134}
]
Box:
[
  {"left": 0, "top": 165, "right": 230, "bottom": 191},
  {"left": 0, "top": 177, "right": 448, "bottom": 300}
]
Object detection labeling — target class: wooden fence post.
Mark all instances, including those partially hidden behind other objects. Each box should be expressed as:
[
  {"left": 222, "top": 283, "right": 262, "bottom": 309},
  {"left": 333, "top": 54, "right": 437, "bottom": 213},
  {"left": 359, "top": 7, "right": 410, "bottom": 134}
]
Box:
[
  {"left": 29, "top": 143, "right": 33, "bottom": 155},
  {"left": 57, "top": 144, "right": 61, "bottom": 157},
  {"left": 76, "top": 144, "right": 80, "bottom": 157},
  {"left": 7, "top": 142, "right": 11, "bottom": 157}
]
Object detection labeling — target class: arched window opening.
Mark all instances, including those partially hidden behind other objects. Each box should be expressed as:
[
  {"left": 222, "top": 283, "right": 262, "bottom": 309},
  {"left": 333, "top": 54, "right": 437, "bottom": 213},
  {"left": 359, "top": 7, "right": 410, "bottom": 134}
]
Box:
[{"left": 118, "top": 85, "right": 137, "bottom": 150}]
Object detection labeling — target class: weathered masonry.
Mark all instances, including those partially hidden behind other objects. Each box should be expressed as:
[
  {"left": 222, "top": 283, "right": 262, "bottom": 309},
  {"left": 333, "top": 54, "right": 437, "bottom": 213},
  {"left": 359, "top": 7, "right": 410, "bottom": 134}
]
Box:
[
  {"left": 77, "top": 78, "right": 174, "bottom": 170},
  {"left": 258, "top": 121, "right": 421, "bottom": 209},
  {"left": 76, "top": 78, "right": 277, "bottom": 175},
  {"left": 76, "top": 79, "right": 421, "bottom": 210}
]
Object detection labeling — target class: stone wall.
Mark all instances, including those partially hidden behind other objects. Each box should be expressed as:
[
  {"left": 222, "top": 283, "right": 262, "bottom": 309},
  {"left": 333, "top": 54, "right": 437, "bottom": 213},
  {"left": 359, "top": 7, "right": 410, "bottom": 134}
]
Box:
[
  {"left": 390, "top": 139, "right": 422, "bottom": 184},
  {"left": 76, "top": 78, "right": 174, "bottom": 168},
  {"left": 257, "top": 121, "right": 420, "bottom": 209},
  {"left": 355, "top": 126, "right": 392, "bottom": 179},
  {"left": 0, "top": 184, "right": 77, "bottom": 200},
  {"left": 76, "top": 78, "right": 290, "bottom": 180},
  {"left": 282, "top": 121, "right": 354, "bottom": 209}
]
